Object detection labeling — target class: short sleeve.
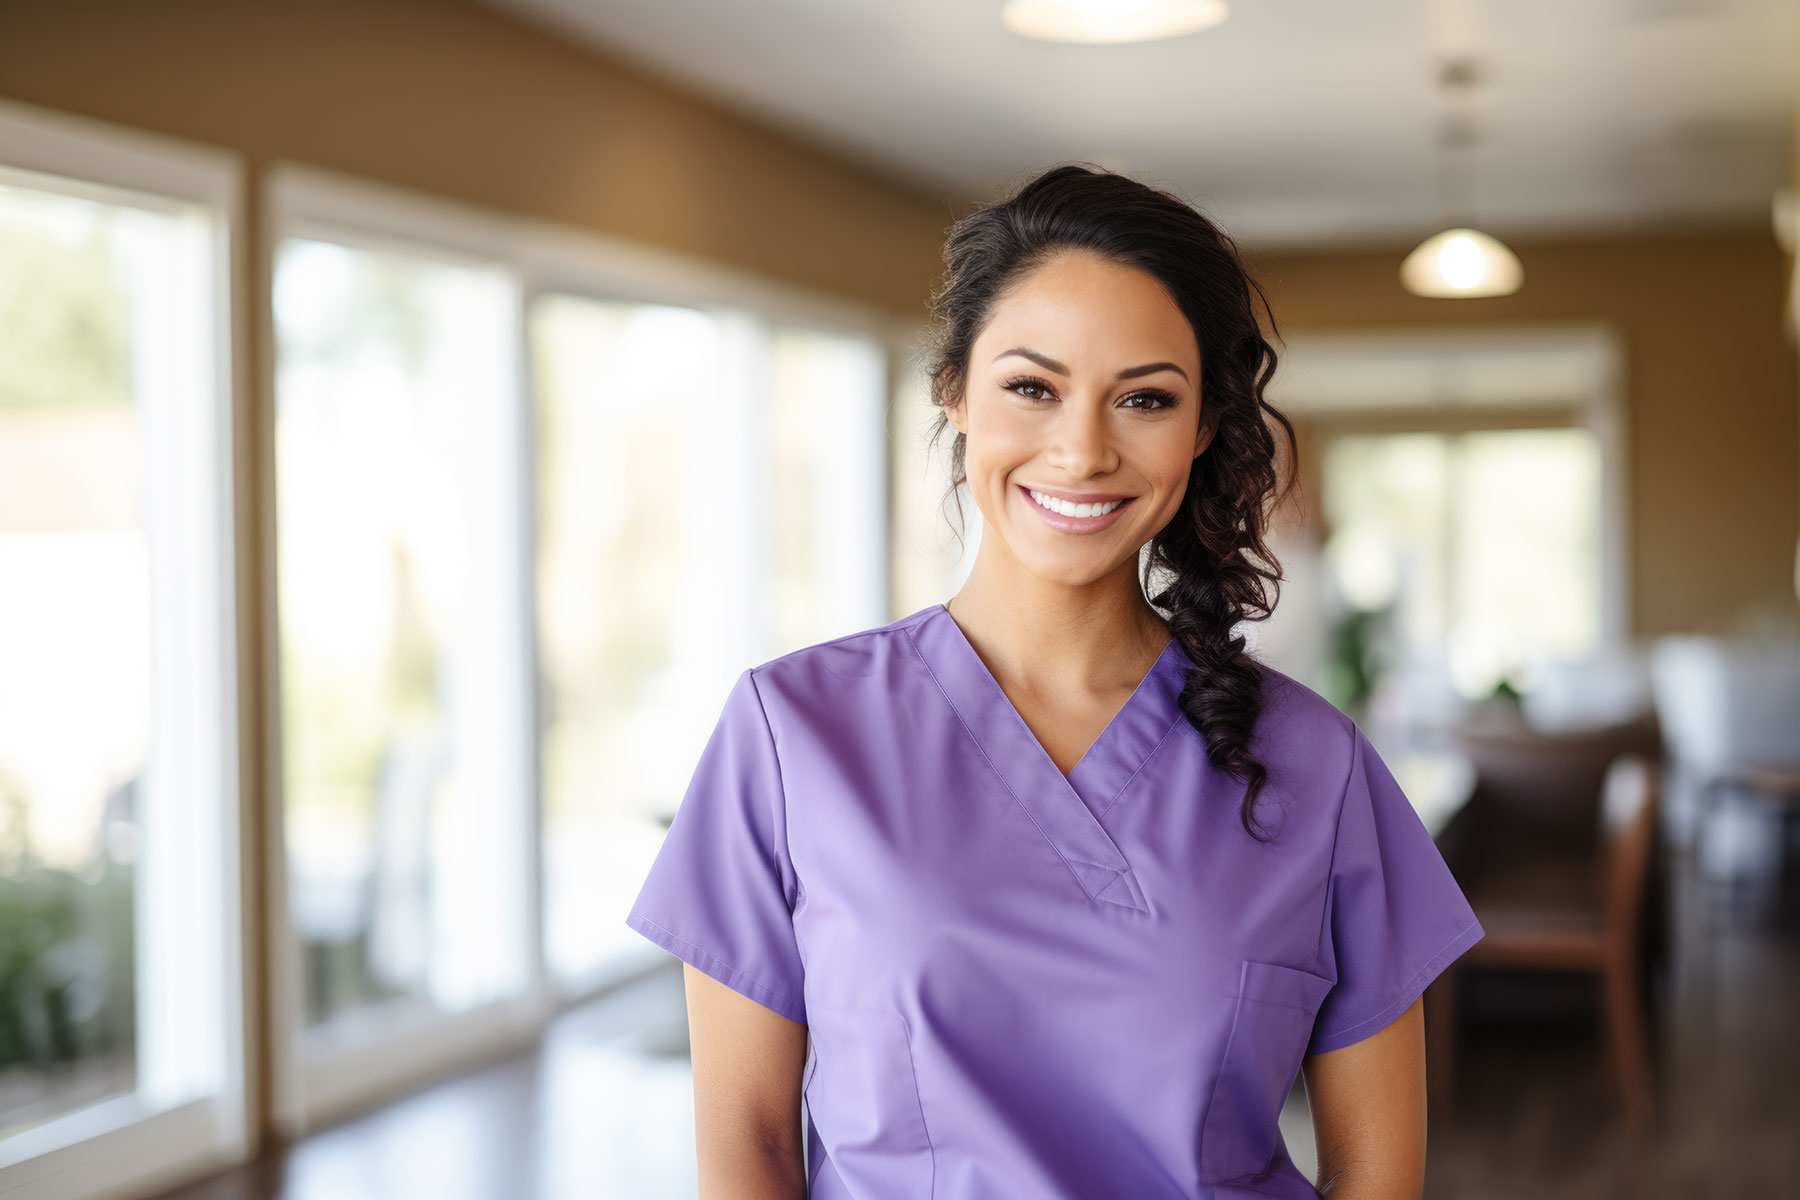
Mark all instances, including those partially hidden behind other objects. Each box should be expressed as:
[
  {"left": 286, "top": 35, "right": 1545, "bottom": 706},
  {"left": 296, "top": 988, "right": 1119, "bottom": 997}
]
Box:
[
  {"left": 624, "top": 667, "right": 807, "bottom": 1026},
  {"left": 1306, "top": 726, "right": 1485, "bottom": 1056}
]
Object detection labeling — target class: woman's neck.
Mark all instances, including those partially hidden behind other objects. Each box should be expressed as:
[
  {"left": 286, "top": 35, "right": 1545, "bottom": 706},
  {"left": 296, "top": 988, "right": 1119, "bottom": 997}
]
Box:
[{"left": 943, "top": 564, "right": 1172, "bottom": 695}]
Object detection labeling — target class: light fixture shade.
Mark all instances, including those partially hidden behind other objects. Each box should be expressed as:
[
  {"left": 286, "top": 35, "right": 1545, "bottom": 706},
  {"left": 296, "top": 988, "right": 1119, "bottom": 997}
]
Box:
[
  {"left": 1400, "top": 227, "right": 1523, "bottom": 298},
  {"left": 1001, "top": 0, "right": 1229, "bottom": 44}
]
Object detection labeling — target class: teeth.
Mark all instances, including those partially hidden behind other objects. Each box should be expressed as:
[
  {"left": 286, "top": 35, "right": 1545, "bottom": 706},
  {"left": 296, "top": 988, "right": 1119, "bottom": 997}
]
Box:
[{"left": 1029, "top": 489, "right": 1124, "bottom": 518}]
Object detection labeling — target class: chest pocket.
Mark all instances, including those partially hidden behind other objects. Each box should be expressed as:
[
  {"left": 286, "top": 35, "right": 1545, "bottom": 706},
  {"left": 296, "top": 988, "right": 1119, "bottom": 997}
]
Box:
[
  {"left": 1198, "top": 959, "right": 1335, "bottom": 1184},
  {"left": 803, "top": 1003, "right": 935, "bottom": 1196}
]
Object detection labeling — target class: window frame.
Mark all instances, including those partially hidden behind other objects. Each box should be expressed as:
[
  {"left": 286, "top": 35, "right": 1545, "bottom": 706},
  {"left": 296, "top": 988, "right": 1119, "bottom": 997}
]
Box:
[{"left": 0, "top": 97, "right": 250, "bottom": 1197}]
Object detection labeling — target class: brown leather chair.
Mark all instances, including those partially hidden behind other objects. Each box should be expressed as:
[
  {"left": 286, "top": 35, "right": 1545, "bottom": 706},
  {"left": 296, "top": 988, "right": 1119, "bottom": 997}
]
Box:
[{"left": 1425, "top": 753, "right": 1660, "bottom": 1128}]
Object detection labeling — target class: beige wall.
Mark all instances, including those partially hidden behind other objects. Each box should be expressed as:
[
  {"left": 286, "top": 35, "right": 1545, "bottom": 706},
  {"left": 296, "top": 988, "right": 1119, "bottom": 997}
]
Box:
[
  {"left": 1249, "top": 229, "right": 1799, "bottom": 640},
  {"left": 0, "top": 0, "right": 950, "bottom": 317}
]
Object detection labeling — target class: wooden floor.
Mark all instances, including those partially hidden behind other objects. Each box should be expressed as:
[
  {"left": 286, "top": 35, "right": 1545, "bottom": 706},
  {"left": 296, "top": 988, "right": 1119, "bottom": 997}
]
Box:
[
  {"left": 154, "top": 843, "right": 1799, "bottom": 1200},
  {"left": 1423, "top": 840, "right": 1800, "bottom": 1200}
]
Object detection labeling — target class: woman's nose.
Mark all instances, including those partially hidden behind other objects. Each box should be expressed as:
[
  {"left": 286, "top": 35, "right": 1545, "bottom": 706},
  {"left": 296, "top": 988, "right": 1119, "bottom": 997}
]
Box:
[{"left": 1044, "top": 396, "right": 1118, "bottom": 475}]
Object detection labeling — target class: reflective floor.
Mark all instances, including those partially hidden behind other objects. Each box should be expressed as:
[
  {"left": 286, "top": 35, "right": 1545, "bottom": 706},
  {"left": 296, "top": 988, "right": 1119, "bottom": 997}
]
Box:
[
  {"left": 156, "top": 972, "right": 701, "bottom": 1200},
  {"left": 154, "top": 841, "right": 1799, "bottom": 1200}
]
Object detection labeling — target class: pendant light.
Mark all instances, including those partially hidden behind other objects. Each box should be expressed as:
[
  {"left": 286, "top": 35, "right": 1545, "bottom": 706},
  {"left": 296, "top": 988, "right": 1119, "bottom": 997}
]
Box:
[
  {"left": 1402, "top": 55, "right": 1522, "bottom": 298},
  {"left": 1001, "top": 0, "right": 1229, "bottom": 44}
]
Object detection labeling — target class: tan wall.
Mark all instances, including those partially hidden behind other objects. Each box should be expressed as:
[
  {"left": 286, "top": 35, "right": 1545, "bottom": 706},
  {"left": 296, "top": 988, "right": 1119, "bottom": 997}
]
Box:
[
  {"left": 0, "top": 0, "right": 950, "bottom": 317},
  {"left": 1249, "top": 229, "right": 1799, "bottom": 640}
]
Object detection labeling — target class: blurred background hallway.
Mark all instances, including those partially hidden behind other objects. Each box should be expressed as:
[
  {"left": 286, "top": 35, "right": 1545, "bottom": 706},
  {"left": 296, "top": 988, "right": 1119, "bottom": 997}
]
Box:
[{"left": 0, "top": 1, "right": 1796, "bottom": 1197}]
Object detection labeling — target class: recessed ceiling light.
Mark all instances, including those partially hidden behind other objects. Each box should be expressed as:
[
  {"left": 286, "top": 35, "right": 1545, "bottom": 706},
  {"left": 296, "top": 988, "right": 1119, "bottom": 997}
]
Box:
[{"left": 1001, "top": 0, "right": 1230, "bottom": 44}]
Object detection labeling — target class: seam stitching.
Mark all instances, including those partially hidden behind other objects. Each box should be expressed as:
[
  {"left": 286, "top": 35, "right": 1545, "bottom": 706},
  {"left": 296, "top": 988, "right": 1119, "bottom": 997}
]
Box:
[
  {"left": 1095, "top": 714, "right": 1185, "bottom": 822},
  {"left": 901, "top": 623, "right": 1127, "bottom": 906},
  {"left": 626, "top": 911, "right": 804, "bottom": 1022},
  {"left": 1309, "top": 917, "right": 1485, "bottom": 1052}
]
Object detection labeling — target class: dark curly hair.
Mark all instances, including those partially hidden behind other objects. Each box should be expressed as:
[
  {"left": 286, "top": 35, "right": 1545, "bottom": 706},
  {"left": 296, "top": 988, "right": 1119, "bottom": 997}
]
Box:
[{"left": 916, "top": 163, "right": 1300, "bottom": 841}]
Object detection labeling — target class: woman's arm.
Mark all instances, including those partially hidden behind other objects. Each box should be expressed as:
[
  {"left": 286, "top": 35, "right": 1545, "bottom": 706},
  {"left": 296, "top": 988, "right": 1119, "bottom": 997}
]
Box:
[
  {"left": 683, "top": 963, "right": 810, "bottom": 1199},
  {"left": 1299, "top": 995, "right": 1429, "bottom": 1200}
]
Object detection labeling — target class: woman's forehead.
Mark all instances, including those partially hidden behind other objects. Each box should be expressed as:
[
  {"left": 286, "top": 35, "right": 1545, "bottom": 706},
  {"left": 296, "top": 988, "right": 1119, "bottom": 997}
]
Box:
[{"left": 978, "top": 260, "right": 1199, "bottom": 372}]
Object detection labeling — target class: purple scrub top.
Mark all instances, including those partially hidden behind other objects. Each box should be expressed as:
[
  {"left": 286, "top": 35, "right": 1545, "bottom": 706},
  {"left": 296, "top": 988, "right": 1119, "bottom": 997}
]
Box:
[{"left": 625, "top": 603, "right": 1485, "bottom": 1198}]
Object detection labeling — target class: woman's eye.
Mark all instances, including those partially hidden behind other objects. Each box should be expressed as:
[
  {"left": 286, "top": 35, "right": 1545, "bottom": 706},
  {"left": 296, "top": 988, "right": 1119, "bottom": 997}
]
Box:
[
  {"left": 1002, "top": 377, "right": 1176, "bottom": 410},
  {"left": 1122, "top": 390, "right": 1177, "bottom": 411},
  {"left": 1004, "top": 377, "right": 1053, "bottom": 401}
]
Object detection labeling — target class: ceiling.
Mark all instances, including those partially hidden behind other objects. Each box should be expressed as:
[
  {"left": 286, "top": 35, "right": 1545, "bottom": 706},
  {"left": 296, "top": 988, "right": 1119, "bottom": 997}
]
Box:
[{"left": 487, "top": 0, "right": 1797, "bottom": 250}]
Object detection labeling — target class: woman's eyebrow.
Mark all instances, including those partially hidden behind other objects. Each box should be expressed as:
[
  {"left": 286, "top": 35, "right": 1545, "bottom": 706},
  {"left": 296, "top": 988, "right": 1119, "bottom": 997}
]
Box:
[{"left": 991, "top": 346, "right": 1189, "bottom": 384}]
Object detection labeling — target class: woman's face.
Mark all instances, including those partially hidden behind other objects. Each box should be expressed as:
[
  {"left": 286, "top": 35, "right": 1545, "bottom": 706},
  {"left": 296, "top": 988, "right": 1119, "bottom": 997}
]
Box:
[{"left": 946, "top": 249, "right": 1212, "bottom": 589}]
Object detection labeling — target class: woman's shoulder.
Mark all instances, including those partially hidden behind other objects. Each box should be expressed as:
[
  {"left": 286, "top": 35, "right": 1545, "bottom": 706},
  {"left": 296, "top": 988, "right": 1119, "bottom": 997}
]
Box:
[
  {"left": 1253, "top": 659, "right": 1355, "bottom": 735},
  {"left": 745, "top": 604, "right": 940, "bottom": 701},
  {"left": 1245, "top": 658, "right": 1362, "bottom": 781}
]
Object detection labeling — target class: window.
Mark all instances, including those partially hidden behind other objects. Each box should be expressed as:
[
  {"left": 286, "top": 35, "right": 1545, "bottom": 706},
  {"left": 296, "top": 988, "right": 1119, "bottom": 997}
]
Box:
[
  {"left": 0, "top": 100, "right": 244, "bottom": 1195},
  {"left": 766, "top": 325, "right": 888, "bottom": 651},
  {"left": 1321, "top": 427, "right": 1604, "bottom": 699},
  {"left": 266, "top": 165, "right": 896, "bottom": 1118},
  {"left": 531, "top": 294, "right": 738, "bottom": 985},
  {"left": 0, "top": 115, "right": 901, "bottom": 1196},
  {"left": 1261, "top": 327, "right": 1626, "bottom": 730},
  {"left": 272, "top": 235, "right": 534, "bottom": 1032},
  {"left": 529, "top": 294, "right": 890, "bottom": 989}
]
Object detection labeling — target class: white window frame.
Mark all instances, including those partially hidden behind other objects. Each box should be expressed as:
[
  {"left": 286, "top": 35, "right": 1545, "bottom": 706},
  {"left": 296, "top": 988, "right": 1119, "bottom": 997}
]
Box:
[
  {"left": 0, "top": 99, "right": 249, "bottom": 1200},
  {"left": 261, "top": 163, "right": 905, "bottom": 1133}
]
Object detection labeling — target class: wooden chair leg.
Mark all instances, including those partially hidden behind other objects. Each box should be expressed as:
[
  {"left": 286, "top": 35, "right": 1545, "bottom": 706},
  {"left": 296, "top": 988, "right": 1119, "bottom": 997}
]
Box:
[
  {"left": 1601, "top": 952, "right": 1653, "bottom": 1129},
  {"left": 1424, "top": 967, "right": 1458, "bottom": 1113}
]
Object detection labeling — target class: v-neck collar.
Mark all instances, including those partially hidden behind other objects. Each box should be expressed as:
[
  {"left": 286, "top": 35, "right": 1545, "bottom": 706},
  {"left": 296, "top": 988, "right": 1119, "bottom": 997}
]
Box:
[{"left": 902, "top": 603, "right": 1190, "bottom": 913}]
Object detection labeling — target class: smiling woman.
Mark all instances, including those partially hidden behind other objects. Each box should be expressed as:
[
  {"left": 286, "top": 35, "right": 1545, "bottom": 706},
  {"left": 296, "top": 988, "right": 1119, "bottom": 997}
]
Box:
[
  {"left": 626, "top": 163, "right": 1483, "bottom": 1200},
  {"left": 924, "top": 166, "right": 1299, "bottom": 838}
]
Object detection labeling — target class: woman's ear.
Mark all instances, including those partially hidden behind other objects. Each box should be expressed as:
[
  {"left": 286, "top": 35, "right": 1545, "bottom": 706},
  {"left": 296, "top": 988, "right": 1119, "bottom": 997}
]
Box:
[
  {"left": 1194, "top": 412, "right": 1218, "bottom": 458},
  {"left": 940, "top": 367, "right": 967, "bottom": 436}
]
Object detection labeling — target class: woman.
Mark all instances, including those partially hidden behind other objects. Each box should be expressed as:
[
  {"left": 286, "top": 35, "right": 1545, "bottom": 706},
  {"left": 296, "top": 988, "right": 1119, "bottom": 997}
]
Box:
[{"left": 625, "top": 164, "right": 1484, "bottom": 1199}]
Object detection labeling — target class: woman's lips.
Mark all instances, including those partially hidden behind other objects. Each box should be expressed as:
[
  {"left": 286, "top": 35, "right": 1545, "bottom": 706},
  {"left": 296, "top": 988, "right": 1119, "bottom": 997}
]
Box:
[{"left": 1018, "top": 484, "right": 1136, "bottom": 534}]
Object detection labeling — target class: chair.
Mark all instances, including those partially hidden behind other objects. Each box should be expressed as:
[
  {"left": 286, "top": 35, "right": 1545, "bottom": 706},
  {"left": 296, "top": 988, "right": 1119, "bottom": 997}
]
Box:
[
  {"left": 1439, "top": 705, "right": 1662, "bottom": 863},
  {"left": 1649, "top": 634, "right": 1800, "bottom": 919},
  {"left": 1425, "top": 754, "right": 1660, "bottom": 1129}
]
